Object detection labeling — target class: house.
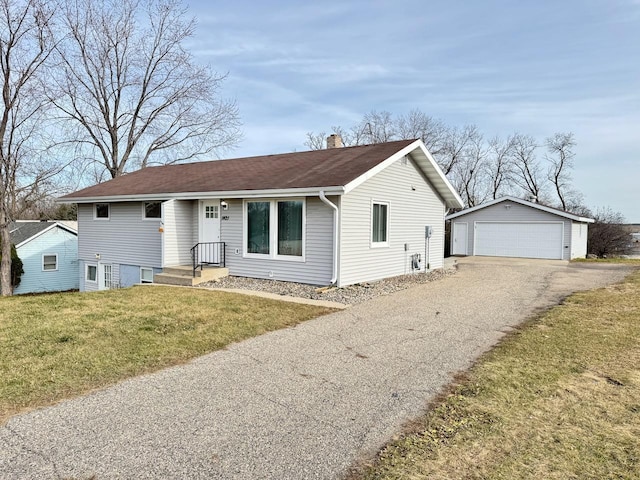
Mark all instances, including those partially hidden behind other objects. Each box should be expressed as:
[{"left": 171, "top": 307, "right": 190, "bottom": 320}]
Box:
[
  {"left": 9, "top": 221, "right": 79, "bottom": 294},
  {"left": 446, "top": 196, "right": 594, "bottom": 260},
  {"left": 58, "top": 138, "right": 463, "bottom": 291}
]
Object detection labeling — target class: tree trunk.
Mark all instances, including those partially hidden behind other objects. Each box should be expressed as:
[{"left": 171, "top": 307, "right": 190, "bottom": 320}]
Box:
[{"left": 0, "top": 207, "right": 12, "bottom": 296}]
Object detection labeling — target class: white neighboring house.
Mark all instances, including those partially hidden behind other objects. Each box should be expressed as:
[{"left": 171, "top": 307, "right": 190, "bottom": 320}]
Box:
[
  {"left": 58, "top": 138, "right": 464, "bottom": 291},
  {"left": 9, "top": 221, "right": 79, "bottom": 294},
  {"left": 446, "top": 196, "right": 594, "bottom": 260}
]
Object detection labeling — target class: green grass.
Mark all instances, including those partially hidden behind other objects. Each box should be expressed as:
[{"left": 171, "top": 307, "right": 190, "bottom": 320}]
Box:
[
  {"left": 572, "top": 257, "right": 640, "bottom": 265},
  {"left": 0, "top": 286, "right": 335, "bottom": 423},
  {"left": 352, "top": 269, "right": 640, "bottom": 479}
]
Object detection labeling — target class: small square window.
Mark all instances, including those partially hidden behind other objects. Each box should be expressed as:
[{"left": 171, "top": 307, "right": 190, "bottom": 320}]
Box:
[
  {"left": 140, "top": 267, "right": 154, "bottom": 283},
  {"left": 43, "top": 254, "right": 58, "bottom": 271},
  {"left": 144, "top": 202, "right": 162, "bottom": 219},
  {"left": 205, "top": 205, "right": 219, "bottom": 219},
  {"left": 86, "top": 264, "right": 97, "bottom": 282},
  {"left": 95, "top": 203, "right": 109, "bottom": 219}
]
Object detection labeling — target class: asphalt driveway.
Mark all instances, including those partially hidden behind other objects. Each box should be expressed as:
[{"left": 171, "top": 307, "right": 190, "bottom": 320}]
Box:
[{"left": 0, "top": 257, "right": 633, "bottom": 479}]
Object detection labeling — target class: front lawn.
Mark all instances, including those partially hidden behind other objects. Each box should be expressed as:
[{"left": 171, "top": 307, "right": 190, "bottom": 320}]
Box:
[
  {"left": 352, "top": 269, "right": 640, "bottom": 479},
  {"left": 0, "top": 286, "right": 335, "bottom": 424}
]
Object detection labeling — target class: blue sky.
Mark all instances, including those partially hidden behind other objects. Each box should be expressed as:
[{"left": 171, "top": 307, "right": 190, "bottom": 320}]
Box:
[{"left": 188, "top": 0, "right": 639, "bottom": 222}]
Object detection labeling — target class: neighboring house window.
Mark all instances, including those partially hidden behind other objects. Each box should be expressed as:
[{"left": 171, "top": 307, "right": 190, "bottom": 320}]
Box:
[
  {"left": 140, "top": 267, "right": 154, "bottom": 283},
  {"left": 42, "top": 254, "right": 58, "bottom": 271},
  {"left": 372, "top": 202, "right": 389, "bottom": 246},
  {"left": 95, "top": 203, "right": 110, "bottom": 219},
  {"left": 144, "top": 202, "right": 162, "bottom": 219},
  {"left": 244, "top": 199, "right": 305, "bottom": 259},
  {"left": 86, "top": 264, "right": 97, "bottom": 283}
]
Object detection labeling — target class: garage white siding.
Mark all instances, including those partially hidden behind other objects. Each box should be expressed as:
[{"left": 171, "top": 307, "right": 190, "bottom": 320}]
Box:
[
  {"left": 475, "top": 222, "right": 564, "bottom": 259},
  {"left": 446, "top": 199, "right": 595, "bottom": 260}
]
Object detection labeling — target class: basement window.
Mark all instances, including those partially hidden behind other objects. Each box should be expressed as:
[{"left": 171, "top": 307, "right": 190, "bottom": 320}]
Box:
[{"left": 140, "top": 267, "right": 154, "bottom": 283}]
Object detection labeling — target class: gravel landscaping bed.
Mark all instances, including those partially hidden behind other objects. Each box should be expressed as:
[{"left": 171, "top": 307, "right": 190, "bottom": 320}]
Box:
[{"left": 200, "top": 266, "right": 457, "bottom": 305}]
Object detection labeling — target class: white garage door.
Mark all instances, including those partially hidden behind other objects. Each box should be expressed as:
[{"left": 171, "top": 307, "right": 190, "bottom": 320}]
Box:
[{"left": 475, "top": 222, "right": 564, "bottom": 259}]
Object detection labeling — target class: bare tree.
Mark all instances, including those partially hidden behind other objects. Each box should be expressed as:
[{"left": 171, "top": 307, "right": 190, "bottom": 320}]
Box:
[
  {"left": 438, "top": 124, "right": 478, "bottom": 175},
  {"left": 356, "top": 110, "right": 396, "bottom": 144},
  {"left": 510, "top": 133, "right": 547, "bottom": 202},
  {"left": 450, "top": 130, "right": 489, "bottom": 207},
  {"left": 546, "top": 132, "right": 578, "bottom": 211},
  {"left": 396, "top": 109, "right": 448, "bottom": 157},
  {"left": 0, "top": 0, "right": 59, "bottom": 296},
  {"left": 52, "top": 0, "right": 240, "bottom": 179},
  {"left": 588, "top": 207, "right": 633, "bottom": 257},
  {"left": 304, "top": 131, "right": 326, "bottom": 150},
  {"left": 486, "top": 135, "right": 515, "bottom": 200}
]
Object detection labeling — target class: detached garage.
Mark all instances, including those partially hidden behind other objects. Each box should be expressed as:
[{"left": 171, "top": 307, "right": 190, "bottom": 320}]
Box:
[{"left": 446, "top": 196, "right": 594, "bottom": 260}]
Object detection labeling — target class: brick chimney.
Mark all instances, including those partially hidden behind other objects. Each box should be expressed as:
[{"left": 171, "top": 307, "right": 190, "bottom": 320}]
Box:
[{"left": 326, "top": 134, "right": 343, "bottom": 149}]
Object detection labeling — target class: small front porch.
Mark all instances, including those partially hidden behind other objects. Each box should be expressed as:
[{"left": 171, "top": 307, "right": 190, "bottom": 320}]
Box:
[
  {"left": 154, "top": 265, "right": 229, "bottom": 286},
  {"left": 155, "top": 241, "right": 228, "bottom": 286}
]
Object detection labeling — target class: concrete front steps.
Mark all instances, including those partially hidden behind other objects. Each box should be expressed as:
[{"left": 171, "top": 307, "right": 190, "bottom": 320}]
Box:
[{"left": 153, "top": 265, "right": 229, "bottom": 286}]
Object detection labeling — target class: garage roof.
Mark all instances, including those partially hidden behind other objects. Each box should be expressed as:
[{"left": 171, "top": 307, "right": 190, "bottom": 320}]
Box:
[{"left": 446, "top": 196, "right": 594, "bottom": 223}]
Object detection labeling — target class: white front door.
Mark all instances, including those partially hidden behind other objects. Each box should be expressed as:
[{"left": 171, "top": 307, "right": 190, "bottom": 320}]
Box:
[
  {"left": 200, "top": 200, "right": 221, "bottom": 263},
  {"left": 452, "top": 222, "right": 468, "bottom": 255}
]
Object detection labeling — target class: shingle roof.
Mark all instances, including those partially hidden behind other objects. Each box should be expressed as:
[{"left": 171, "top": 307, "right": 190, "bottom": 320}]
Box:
[
  {"left": 9, "top": 221, "right": 78, "bottom": 246},
  {"left": 60, "top": 140, "right": 417, "bottom": 200},
  {"left": 9, "top": 222, "right": 55, "bottom": 246}
]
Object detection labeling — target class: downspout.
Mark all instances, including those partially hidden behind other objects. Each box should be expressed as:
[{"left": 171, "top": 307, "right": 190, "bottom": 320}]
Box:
[{"left": 319, "top": 191, "right": 338, "bottom": 285}]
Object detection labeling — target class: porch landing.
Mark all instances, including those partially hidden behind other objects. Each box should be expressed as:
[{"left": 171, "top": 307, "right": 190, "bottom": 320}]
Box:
[{"left": 154, "top": 265, "right": 229, "bottom": 286}]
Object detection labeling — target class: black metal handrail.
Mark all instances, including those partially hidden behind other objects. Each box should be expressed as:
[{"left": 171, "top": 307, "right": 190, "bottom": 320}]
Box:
[{"left": 190, "top": 242, "right": 225, "bottom": 277}]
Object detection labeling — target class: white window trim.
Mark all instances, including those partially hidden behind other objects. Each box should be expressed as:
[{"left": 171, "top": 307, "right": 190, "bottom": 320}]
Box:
[
  {"left": 242, "top": 198, "right": 306, "bottom": 262},
  {"left": 371, "top": 200, "right": 390, "bottom": 248},
  {"left": 140, "top": 267, "right": 154, "bottom": 283},
  {"left": 85, "top": 263, "right": 98, "bottom": 283},
  {"left": 42, "top": 253, "right": 58, "bottom": 272},
  {"left": 142, "top": 201, "right": 163, "bottom": 220},
  {"left": 94, "top": 203, "right": 110, "bottom": 220}
]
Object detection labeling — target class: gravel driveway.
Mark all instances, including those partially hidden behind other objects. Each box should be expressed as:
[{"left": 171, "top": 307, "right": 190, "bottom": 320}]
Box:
[{"left": 0, "top": 257, "right": 633, "bottom": 479}]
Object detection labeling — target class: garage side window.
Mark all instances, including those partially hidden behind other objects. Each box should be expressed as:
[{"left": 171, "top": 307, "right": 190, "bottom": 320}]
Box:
[{"left": 372, "top": 202, "right": 389, "bottom": 246}]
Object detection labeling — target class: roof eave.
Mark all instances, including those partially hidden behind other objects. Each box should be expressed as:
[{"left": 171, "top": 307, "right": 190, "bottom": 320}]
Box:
[
  {"left": 445, "top": 196, "right": 595, "bottom": 222},
  {"left": 57, "top": 186, "right": 346, "bottom": 204}
]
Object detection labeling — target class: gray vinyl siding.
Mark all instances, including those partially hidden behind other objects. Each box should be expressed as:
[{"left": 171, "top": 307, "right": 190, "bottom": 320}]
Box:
[
  {"left": 449, "top": 201, "right": 573, "bottom": 260},
  {"left": 77, "top": 202, "right": 162, "bottom": 268},
  {"left": 339, "top": 156, "right": 446, "bottom": 287},
  {"left": 163, "top": 199, "right": 196, "bottom": 266},
  {"left": 570, "top": 222, "right": 588, "bottom": 259},
  {"left": 13, "top": 227, "right": 79, "bottom": 294},
  {"left": 221, "top": 197, "right": 334, "bottom": 285}
]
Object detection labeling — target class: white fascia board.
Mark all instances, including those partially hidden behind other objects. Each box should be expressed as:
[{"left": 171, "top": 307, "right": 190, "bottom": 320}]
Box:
[
  {"left": 58, "top": 186, "right": 345, "bottom": 204},
  {"left": 445, "top": 195, "right": 595, "bottom": 223},
  {"left": 343, "top": 140, "right": 422, "bottom": 194},
  {"left": 14, "top": 223, "right": 58, "bottom": 249},
  {"left": 343, "top": 139, "right": 464, "bottom": 209}
]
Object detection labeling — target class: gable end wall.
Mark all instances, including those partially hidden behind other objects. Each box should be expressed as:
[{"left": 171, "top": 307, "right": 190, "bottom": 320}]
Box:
[{"left": 339, "top": 156, "right": 446, "bottom": 286}]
